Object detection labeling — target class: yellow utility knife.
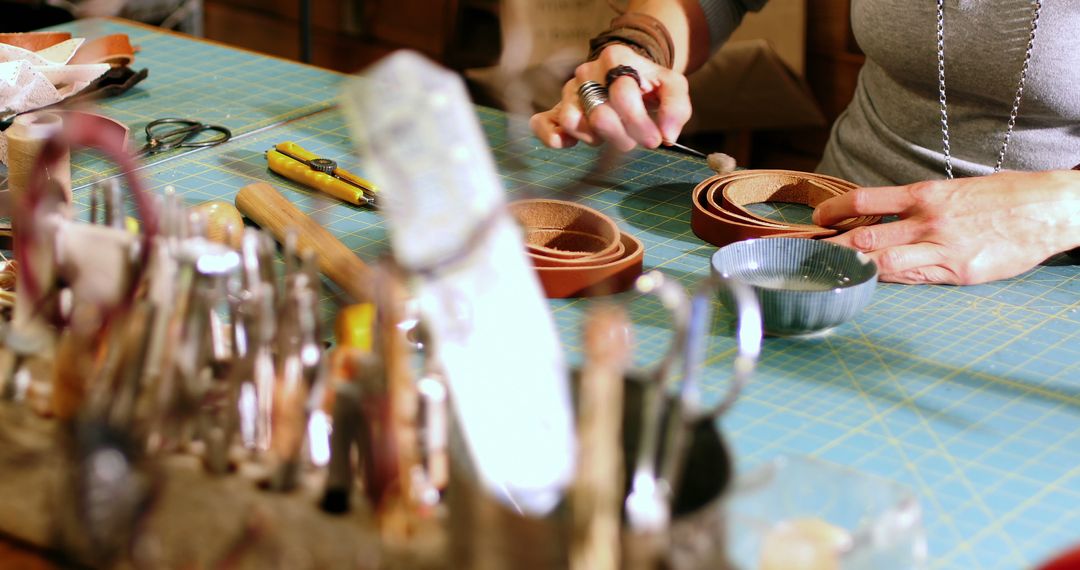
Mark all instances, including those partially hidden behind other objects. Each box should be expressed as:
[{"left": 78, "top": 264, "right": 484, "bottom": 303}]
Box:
[{"left": 266, "top": 141, "right": 378, "bottom": 207}]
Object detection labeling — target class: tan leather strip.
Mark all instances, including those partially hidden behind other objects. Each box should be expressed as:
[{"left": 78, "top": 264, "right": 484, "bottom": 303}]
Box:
[
  {"left": 691, "top": 169, "right": 880, "bottom": 247},
  {"left": 70, "top": 34, "right": 136, "bottom": 67},
  {"left": 536, "top": 233, "right": 644, "bottom": 298},
  {"left": 509, "top": 199, "right": 644, "bottom": 298},
  {"left": 0, "top": 32, "right": 71, "bottom": 51},
  {"left": 525, "top": 230, "right": 611, "bottom": 260}
]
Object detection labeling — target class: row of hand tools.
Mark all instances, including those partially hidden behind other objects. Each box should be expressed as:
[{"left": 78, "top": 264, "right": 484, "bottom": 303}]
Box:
[{"left": 0, "top": 109, "right": 450, "bottom": 565}]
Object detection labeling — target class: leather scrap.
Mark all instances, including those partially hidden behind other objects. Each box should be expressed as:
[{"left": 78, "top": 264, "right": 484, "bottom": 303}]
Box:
[
  {"left": 64, "top": 66, "right": 148, "bottom": 104},
  {"left": 0, "top": 32, "right": 135, "bottom": 67},
  {"left": 0, "top": 32, "right": 72, "bottom": 52},
  {"left": 690, "top": 169, "right": 879, "bottom": 247},
  {"left": 509, "top": 199, "right": 644, "bottom": 298},
  {"left": 69, "top": 34, "right": 136, "bottom": 67}
]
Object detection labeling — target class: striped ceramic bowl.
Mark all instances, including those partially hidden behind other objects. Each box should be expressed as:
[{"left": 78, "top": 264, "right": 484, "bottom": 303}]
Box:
[{"left": 710, "top": 238, "right": 877, "bottom": 337}]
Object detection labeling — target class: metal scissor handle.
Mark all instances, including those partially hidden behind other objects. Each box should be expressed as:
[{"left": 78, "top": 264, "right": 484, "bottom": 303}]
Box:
[
  {"left": 681, "top": 274, "right": 762, "bottom": 421},
  {"left": 625, "top": 271, "right": 691, "bottom": 531},
  {"left": 143, "top": 118, "right": 232, "bottom": 154},
  {"left": 624, "top": 270, "right": 763, "bottom": 532}
]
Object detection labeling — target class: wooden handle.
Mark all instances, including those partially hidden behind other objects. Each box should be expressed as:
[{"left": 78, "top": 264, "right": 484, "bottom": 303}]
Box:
[{"left": 235, "top": 182, "right": 370, "bottom": 302}]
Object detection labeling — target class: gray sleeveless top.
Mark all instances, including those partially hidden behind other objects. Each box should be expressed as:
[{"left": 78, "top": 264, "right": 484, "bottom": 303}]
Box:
[{"left": 699, "top": 0, "right": 1080, "bottom": 186}]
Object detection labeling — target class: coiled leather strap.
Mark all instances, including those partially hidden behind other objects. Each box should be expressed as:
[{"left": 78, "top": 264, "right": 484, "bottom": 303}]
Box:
[
  {"left": 509, "top": 199, "right": 644, "bottom": 298},
  {"left": 690, "top": 169, "right": 880, "bottom": 247}
]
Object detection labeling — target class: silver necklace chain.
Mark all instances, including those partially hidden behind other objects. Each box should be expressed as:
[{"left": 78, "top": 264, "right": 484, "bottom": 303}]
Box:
[{"left": 936, "top": 0, "right": 1042, "bottom": 179}]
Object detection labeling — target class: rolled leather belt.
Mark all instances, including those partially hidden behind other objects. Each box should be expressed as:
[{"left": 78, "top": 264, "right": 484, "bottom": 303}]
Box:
[
  {"left": 509, "top": 199, "right": 644, "bottom": 298},
  {"left": 0, "top": 32, "right": 134, "bottom": 66},
  {"left": 0, "top": 32, "right": 72, "bottom": 51},
  {"left": 69, "top": 34, "right": 136, "bottom": 67},
  {"left": 690, "top": 169, "right": 880, "bottom": 247}
]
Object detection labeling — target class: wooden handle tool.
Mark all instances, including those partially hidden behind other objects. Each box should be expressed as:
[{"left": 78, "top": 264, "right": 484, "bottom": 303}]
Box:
[{"left": 235, "top": 182, "right": 370, "bottom": 302}]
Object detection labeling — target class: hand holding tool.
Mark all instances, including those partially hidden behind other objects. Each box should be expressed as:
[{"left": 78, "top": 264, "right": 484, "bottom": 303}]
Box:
[
  {"left": 235, "top": 182, "right": 370, "bottom": 303},
  {"left": 266, "top": 141, "right": 377, "bottom": 207}
]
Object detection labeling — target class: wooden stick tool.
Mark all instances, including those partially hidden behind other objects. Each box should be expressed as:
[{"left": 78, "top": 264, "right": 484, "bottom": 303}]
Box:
[{"left": 235, "top": 182, "right": 371, "bottom": 303}]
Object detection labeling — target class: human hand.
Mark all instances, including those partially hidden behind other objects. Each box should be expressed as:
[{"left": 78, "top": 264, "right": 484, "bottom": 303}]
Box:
[
  {"left": 812, "top": 170, "right": 1080, "bottom": 285},
  {"left": 529, "top": 44, "right": 691, "bottom": 152}
]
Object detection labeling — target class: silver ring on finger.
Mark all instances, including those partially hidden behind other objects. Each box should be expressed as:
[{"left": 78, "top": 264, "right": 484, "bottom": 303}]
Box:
[{"left": 577, "top": 80, "right": 608, "bottom": 116}]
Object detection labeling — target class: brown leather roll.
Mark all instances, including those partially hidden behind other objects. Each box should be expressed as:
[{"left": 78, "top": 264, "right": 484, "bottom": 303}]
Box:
[
  {"left": 509, "top": 199, "right": 644, "bottom": 298},
  {"left": 691, "top": 169, "right": 880, "bottom": 247},
  {"left": 0, "top": 33, "right": 134, "bottom": 66},
  {"left": 70, "top": 34, "right": 136, "bottom": 67},
  {"left": 0, "top": 32, "right": 71, "bottom": 51}
]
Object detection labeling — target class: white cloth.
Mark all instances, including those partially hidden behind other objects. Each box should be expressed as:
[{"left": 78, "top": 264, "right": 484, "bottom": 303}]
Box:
[
  {"left": 0, "top": 38, "right": 110, "bottom": 123},
  {"left": 0, "top": 37, "right": 110, "bottom": 166}
]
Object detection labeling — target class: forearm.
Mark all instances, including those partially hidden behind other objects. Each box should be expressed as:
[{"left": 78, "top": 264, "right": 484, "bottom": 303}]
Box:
[{"left": 1060, "top": 169, "right": 1080, "bottom": 253}]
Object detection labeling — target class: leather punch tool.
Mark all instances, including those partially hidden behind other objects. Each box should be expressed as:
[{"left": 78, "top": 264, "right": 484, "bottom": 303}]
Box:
[{"left": 266, "top": 141, "right": 379, "bottom": 207}]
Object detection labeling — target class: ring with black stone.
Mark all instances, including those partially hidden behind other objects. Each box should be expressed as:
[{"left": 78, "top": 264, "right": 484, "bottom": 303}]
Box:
[{"left": 604, "top": 65, "right": 642, "bottom": 89}]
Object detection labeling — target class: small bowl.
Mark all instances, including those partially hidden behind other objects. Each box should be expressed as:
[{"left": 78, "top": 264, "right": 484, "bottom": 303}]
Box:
[{"left": 710, "top": 238, "right": 877, "bottom": 337}]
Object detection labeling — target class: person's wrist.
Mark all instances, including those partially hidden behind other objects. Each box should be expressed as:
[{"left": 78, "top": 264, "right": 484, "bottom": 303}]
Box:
[
  {"left": 587, "top": 12, "right": 674, "bottom": 69},
  {"left": 589, "top": 39, "right": 653, "bottom": 67}
]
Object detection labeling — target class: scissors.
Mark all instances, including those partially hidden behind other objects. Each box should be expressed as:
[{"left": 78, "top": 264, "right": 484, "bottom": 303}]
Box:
[{"left": 137, "top": 118, "right": 231, "bottom": 157}]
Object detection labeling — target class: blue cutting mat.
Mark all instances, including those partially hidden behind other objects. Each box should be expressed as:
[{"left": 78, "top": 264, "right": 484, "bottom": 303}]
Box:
[
  {"left": 496, "top": 116, "right": 1080, "bottom": 569},
  {"left": 79, "top": 102, "right": 1080, "bottom": 569},
  {"left": 40, "top": 18, "right": 343, "bottom": 188}
]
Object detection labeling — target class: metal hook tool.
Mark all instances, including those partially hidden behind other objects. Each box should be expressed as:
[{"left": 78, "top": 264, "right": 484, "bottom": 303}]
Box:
[
  {"left": 624, "top": 270, "right": 763, "bottom": 532},
  {"left": 625, "top": 271, "right": 690, "bottom": 533}
]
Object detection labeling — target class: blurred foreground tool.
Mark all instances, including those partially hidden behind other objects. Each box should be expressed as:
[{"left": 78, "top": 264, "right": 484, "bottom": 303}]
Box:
[
  {"left": 190, "top": 200, "right": 244, "bottom": 249},
  {"left": 267, "top": 142, "right": 378, "bottom": 207},
  {"left": 342, "top": 50, "right": 576, "bottom": 518},
  {"left": 571, "top": 305, "right": 630, "bottom": 570},
  {"left": 235, "top": 182, "right": 370, "bottom": 302}
]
